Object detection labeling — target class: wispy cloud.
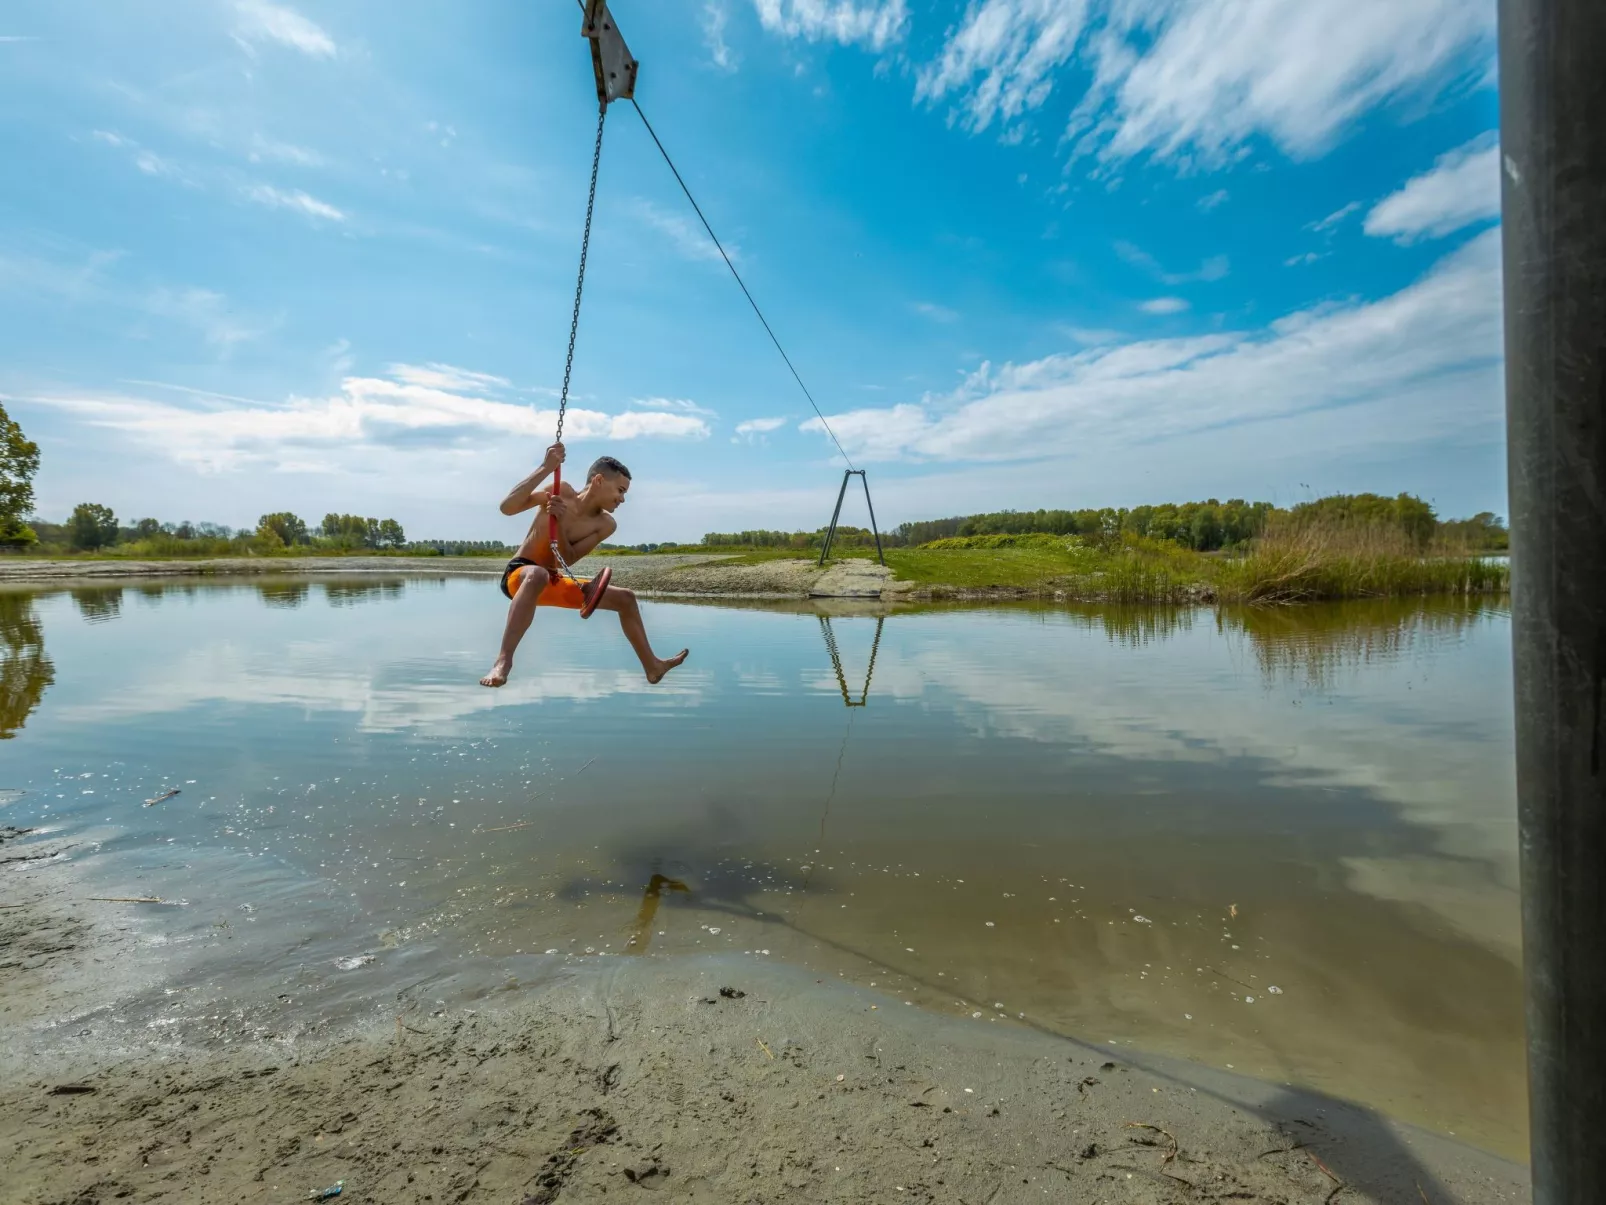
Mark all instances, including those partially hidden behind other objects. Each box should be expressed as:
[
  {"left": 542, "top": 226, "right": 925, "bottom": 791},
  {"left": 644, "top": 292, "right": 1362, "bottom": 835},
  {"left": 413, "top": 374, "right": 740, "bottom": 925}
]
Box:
[
  {"left": 248, "top": 134, "right": 324, "bottom": 167},
  {"left": 92, "top": 129, "right": 191, "bottom": 183},
  {"left": 798, "top": 230, "right": 1501, "bottom": 465},
  {"left": 703, "top": 1, "right": 739, "bottom": 71},
  {"left": 913, "top": 301, "right": 960, "bottom": 323},
  {"left": 0, "top": 242, "right": 261, "bottom": 354},
  {"left": 630, "top": 198, "right": 732, "bottom": 264},
  {"left": 234, "top": 0, "right": 336, "bottom": 58},
  {"left": 244, "top": 183, "right": 345, "bottom": 222},
  {"left": 751, "top": 0, "right": 909, "bottom": 51},
  {"left": 387, "top": 363, "right": 510, "bottom": 393},
  {"left": 1139, "top": 296, "right": 1190, "bottom": 315},
  {"left": 1115, "top": 241, "right": 1229, "bottom": 285},
  {"left": 1364, "top": 133, "right": 1501, "bottom": 242},
  {"left": 916, "top": 0, "right": 1091, "bottom": 134},
  {"left": 1197, "top": 189, "right": 1229, "bottom": 212},
  {"left": 0, "top": 35, "right": 41, "bottom": 43},
  {"left": 27, "top": 366, "right": 710, "bottom": 474},
  {"left": 910, "top": 0, "right": 1493, "bottom": 168},
  {"left": 734, "top": 415, "right": 788, "bottom": 443},
  {"left": 1308, "top": 200, "right": 1363, "bottom": 233},
  {"left": 143, "top": 287, "right": 265, "bottom": 351},
  {"left": 1057, "top": 325, "right": 1124, "bottom": 345},
  {"left": 1284, "top": 251, "right": 1326, "bottom": 267},
  {"left": 635, "top": 396, "right": 718, "bottom": 418}
]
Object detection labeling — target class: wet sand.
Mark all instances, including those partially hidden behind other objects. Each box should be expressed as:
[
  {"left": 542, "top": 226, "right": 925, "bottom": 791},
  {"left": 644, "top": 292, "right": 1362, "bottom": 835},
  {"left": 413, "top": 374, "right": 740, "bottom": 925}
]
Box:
[{"left": 1, "top": 830, "right": 1529, "bottom": 1205}]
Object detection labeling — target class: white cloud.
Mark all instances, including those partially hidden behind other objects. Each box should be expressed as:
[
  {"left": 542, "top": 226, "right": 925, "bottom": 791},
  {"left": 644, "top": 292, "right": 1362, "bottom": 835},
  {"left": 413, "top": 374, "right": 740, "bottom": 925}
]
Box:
[
  {"left": 387, "top": 363, "right": 511, "bottom": 393},
  {"left": 0, "top": 242, "right": 260, "bottom": 353},
  {"left": 91, "top": 129, "right": 189, "bottom": 183},
  {"left": 1058, "top": 325, "right": 1124, "bottom": 345},
  {"left": 1284, "top": 251, "right": 1326, "bottom": 267},
  {"left": 1081, "top": 0, "right": 1494, "bottom": 166},
  {"left": 234, "top": 0, "right": 336, "bottom": 58},
  {"left": 636, "top": 397, "right": 717, "bottom": 417},
  {"left": 244, "top": 183, "right": 345, "bottom": 222},
  {"left": 797, "top": 229, "right": 1502, "bottom": 465},
  {"left": 1115, "top": 241, "right": 1228, "bottom": 285},
  {"left": 734, "top": 416, "right": 788, "bottom": 443},
  {"left": 913, "top": 301, "right": 960, "bottom": 323},
  {"left": 1197, "top": 189, "right": 1229, "bottom": 211},
  {"left": 26, "top": 366, "right": 712, "bottom": 474},
  {"left": 1364, "top": 133, "right": 1501, "bottom": 242},
  {"left": 1139, "top": 296, "right": 1189, "bottom": 315},
  {"left": 248, "top": 135, "right": 324, "bottom": 167},
  {"left": 142, "top": 287, "right": 263, "bottom": 351},
  {"left": 751, "top": 0, "right": 909, "bottom": 50},
  {"left": 916, "top": 0, "right": 1092, "bottom": 134},
  {"left": 630, "top": 198, "right": 731, "bottom": 264},
  {"left": 914, "top": 0, "right": 1493, "bottom": 167},
  {"left": 1309, "top": 200, "right": 1363, "bottom": 233},
  {"left": 703, "top": 2, "right": 739, "bottom": 71}
]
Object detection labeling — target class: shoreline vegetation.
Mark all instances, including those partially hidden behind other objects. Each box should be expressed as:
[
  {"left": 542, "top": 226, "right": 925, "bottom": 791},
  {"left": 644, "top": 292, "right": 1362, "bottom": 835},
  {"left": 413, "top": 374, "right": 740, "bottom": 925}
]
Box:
[{"left": 2, "top": 493, "right": 1510, "bottom": 603}]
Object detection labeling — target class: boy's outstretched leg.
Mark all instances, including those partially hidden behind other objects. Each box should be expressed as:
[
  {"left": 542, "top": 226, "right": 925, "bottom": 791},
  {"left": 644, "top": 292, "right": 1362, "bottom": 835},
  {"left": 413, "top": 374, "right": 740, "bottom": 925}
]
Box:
[
  {"left": 597, "top": 586, "right": 688, "bottom": 683},
  {"left": 481, "top": 566, "right": 549, "bottom": 687}
]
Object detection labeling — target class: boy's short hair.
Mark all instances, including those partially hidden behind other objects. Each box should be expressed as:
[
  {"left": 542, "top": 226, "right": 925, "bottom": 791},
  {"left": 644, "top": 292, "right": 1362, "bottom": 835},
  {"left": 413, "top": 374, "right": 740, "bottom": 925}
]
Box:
[{"left": 588, "top": 455, "right": 631, "bottom": 481}]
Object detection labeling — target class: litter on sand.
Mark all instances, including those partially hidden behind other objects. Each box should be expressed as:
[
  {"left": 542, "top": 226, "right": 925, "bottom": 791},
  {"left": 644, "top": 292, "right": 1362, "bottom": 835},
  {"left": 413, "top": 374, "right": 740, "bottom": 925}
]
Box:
[
  {"left": 334, "top": 955, "right": 375, "bottom": 971},
  {"left": 308, "top": 1182, "right": 344, "bottom": 1200}
]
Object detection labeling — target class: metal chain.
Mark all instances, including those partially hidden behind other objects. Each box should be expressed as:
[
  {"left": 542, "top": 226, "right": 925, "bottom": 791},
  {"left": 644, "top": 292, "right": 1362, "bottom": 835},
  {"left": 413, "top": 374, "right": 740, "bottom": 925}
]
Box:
[
  {"left": 555, "top": 103, "right": 608, "bottom": 446},
  {"left": 550, "top": 104, "right": 608, "bottom": 579}
]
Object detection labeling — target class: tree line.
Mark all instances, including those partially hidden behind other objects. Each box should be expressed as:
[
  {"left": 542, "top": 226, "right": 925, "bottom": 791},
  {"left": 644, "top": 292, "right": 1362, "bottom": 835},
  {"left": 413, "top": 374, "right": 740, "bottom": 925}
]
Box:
[
  {"left": 701, "top": 494, "right": 1509, "bottom": 553},
  {"left": 25, "top": 507, "right": 414, "bottom": 553}
]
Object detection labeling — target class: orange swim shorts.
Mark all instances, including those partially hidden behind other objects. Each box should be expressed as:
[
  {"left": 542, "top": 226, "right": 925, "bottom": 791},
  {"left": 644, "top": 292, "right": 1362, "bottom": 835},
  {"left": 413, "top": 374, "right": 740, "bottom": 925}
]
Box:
[{"left": 498, "top": 558, "right": 588, "bottom": 609}]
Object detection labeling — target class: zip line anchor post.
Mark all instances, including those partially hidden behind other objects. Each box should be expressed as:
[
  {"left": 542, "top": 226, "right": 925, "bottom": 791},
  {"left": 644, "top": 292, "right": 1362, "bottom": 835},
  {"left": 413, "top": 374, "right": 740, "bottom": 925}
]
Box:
[{"left": 817, "top": 470, "right": 886, "bottom": 567}]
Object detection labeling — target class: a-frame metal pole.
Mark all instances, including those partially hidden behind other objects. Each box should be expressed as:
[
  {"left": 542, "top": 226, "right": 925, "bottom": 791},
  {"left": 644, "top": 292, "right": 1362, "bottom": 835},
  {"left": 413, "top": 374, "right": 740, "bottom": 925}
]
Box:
[
  {"left": 1500, "top": 0, "right": 1606, "bottom": 1199},
  {"left": 859, "top": 471, "right": 887, "bottom": 566},
  {"left": 818, "top": 470, "right": 852, "bottom": 566}
]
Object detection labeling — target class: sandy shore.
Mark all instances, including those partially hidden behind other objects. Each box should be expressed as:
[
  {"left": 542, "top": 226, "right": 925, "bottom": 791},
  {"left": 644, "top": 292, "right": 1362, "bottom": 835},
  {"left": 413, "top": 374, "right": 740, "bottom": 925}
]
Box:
[
  {"left": 0, "top": 831, "right": 1528, "bottom": 1205},
  {"left": 0, "top": 554, "right": 908, "bottom": 600}
]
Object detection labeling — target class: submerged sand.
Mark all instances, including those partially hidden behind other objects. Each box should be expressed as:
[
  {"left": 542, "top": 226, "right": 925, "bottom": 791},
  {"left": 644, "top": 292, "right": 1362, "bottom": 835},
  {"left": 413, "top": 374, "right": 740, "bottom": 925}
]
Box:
[{"left": 0, "top": 829, "right": 1528, "bottom": 1205}]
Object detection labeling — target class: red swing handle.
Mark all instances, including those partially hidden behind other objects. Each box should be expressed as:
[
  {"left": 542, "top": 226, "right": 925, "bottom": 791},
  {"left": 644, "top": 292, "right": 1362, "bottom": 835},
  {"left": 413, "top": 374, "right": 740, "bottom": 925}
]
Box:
[{"left": 549, "top": 464, "right": 562, "bottom": 549}]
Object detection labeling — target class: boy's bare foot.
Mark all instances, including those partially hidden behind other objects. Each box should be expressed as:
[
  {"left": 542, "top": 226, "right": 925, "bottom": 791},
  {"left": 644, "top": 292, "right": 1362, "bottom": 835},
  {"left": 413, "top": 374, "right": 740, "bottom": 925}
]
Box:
[
  {"left": 646, "top": 649, "right": 689, "bottom": 685},
  {"left": 480, "top": 656, "right": 512, "bottom": 688}
]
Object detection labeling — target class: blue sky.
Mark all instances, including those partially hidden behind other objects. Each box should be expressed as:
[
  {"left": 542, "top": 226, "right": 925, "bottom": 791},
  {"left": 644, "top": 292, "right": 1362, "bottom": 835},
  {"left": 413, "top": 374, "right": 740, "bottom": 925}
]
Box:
[{"left": 0, "top": 0, "right": 1502, "bottom": 542}]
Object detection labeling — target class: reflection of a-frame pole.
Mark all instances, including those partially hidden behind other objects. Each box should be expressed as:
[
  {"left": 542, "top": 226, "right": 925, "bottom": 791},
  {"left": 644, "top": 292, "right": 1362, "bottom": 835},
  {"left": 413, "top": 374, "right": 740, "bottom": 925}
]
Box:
[{"left": 819, "top": 615, "right": 885, "bottom": 707}]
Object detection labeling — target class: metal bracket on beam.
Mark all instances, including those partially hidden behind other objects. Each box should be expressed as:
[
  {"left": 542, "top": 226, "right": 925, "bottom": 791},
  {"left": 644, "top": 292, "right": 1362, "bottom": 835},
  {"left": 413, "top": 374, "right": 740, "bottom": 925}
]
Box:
[{"left": 583, "top": 0, "right": 638, "bottom": 109}]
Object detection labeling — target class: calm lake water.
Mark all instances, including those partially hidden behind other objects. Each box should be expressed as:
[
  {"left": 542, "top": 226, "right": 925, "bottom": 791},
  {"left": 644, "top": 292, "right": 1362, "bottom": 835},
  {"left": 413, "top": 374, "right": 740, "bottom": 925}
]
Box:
[{"left": 0, "top": 578, "right": 1523, "bottom": 1156}]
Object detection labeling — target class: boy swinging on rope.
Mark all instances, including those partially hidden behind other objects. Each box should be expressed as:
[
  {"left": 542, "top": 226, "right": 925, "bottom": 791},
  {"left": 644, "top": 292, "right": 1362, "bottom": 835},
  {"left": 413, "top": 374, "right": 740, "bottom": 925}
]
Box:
[{"left": 480, "top": 442, "right": 688, "bottom": 688}]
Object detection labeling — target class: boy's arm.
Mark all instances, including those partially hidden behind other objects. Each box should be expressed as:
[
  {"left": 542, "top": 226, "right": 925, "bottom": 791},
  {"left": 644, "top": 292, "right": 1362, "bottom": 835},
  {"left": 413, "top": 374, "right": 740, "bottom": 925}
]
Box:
[
  {"left": 498, "top": 443, "right": 565, "bottom": 515},
  {"left": 549, "top": 509, "right": 616, "bottom": 566}
]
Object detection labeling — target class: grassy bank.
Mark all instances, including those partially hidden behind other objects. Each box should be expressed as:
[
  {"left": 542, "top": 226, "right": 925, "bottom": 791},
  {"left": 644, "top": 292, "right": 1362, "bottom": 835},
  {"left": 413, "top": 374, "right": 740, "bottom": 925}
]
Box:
[{"left": 869, "top": 526, "right": 1508, "bottom": 604}]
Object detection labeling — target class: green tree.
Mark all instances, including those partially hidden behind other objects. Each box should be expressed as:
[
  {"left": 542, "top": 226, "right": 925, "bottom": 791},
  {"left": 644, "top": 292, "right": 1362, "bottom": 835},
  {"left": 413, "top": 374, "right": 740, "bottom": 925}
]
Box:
[
  {"left": 257, "top": 512, "right": 309, "bottom": 546},
  {"left": 132, "top": 517, "right": 162, "bottom": 539},
  {"left": 376, "top": 518, "right": 405, "bottom": 548},
  {"left": 0, "top": 401, "right": 41, "bottom": 546},
  {"left": 69, "top": 503, "right": 119, "bottom": 550}
]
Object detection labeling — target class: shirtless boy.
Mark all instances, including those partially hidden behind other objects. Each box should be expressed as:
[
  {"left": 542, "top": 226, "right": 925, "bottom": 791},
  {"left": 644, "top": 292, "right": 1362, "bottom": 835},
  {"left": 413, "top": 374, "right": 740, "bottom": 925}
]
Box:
[{"left": 479, "top": 443, "right": 688, "bottom": 688}]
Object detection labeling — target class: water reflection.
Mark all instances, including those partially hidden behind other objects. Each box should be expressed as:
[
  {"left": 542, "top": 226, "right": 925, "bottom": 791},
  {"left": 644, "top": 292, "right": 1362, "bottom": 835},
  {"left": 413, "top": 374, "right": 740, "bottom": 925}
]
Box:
[
  {"left": 819, "top": 614, "right": 883, "bottom": 707},
  {"left": 1229, "top": 596, "right": 1502, "bottom": 689},
  {"left": 70, "top": 586, "right": 123, "bottom": 623},
  {"left": 323, "top": 579, "right": 406, "bottom": 606},
  {"left": 0, "top": 581, "right": 1522, "bottom": 1155},
  {"left": 257, "top": 581, "right": 311, "bottom": 609},
  {"left": 0, "top": 592, "right": 54, "bottom": 738}
]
